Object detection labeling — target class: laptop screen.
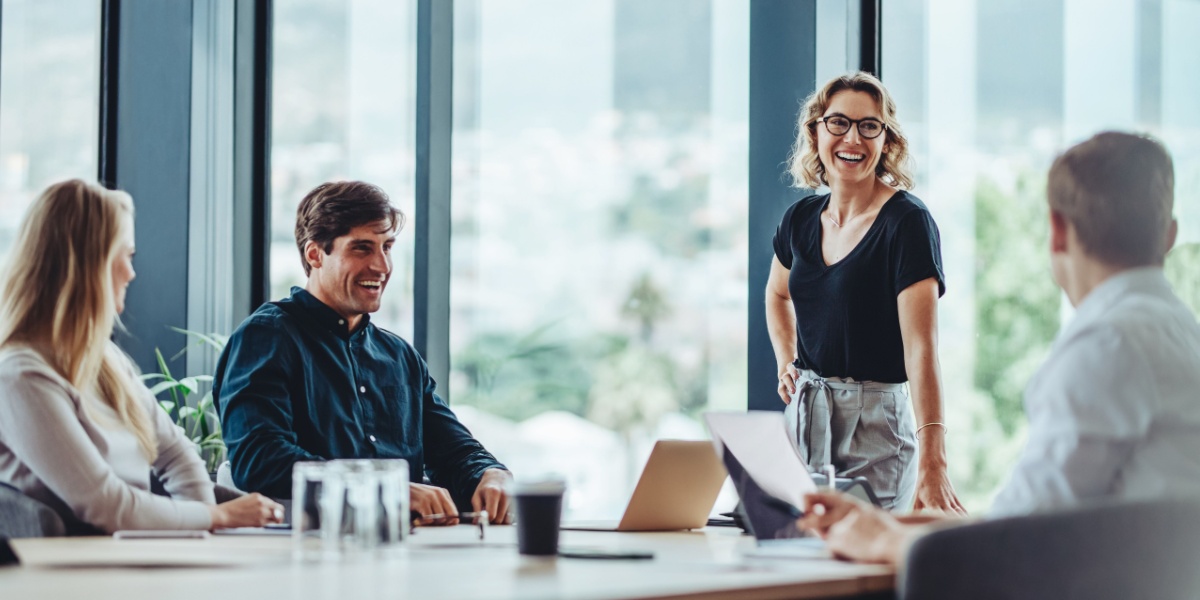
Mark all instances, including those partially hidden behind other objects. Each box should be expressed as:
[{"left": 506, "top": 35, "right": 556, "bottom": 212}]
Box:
[{"left": 719, "top": 448, "right": 806, "bottom": 541}]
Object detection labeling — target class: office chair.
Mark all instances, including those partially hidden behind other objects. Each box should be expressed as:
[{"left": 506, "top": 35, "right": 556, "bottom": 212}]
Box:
[
  {"left": 0, "top": 482, "right": 65, "bottom": 540},
  {"left": 1, "top": 482, "right": 66, "bottom": 566},
  {"left": 898, "top": 497, "right": 1200, "bottom": 600}
]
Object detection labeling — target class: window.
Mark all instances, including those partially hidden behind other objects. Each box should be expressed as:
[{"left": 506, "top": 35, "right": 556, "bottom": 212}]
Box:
[
  {"left": 0, "top": 0, "right": 100, "bottom": 259},
  {"left": 270, "top": 0, "right": 418, "bottom": 337},
  {"left": 883, "top": 0, "right": 1200, "bottom": 511},
  {"left": 448, "top": 0, "right": 749, "bottom": 518}
]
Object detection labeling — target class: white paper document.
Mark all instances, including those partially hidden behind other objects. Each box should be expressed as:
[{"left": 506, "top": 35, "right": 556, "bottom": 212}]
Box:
[{"left": 703, "top": 411, "right": 817, "bottom": 508}]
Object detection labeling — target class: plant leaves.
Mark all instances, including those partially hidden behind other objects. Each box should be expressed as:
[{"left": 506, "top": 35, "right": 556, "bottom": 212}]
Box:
[
  {"left": 150, "top": 329, "right": 231, "bottom": 468},
  {"left": 169, "top": 327, "right": 229, "bottom": 356},
  {"left": 148, "top": 380, "right": 184, "bottom": 397},
  {"left": 177, "top": 377, "right": 201, "bottom": 395},
  {"left": 154, "top": 349, "right": 179, "bottom": 405}
]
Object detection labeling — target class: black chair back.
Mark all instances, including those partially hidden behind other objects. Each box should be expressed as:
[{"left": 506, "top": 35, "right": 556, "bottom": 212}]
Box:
[
  {"left": 0, "top": 481, "right": 67, "bottom": 566},
  {"left": 0, "top": 482, "right": 65, "bottom": 540},
  {"left": 899, "top": 498, "right": 1200, "bottom": 600}
]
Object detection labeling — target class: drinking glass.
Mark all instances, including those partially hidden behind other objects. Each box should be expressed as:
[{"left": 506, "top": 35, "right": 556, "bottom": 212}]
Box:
[
  {"left": 372, "top": 459, "right": 410, "bottom": 555},
  {"left": 292, "top": 461, "right": 347, "bottom": 562}
]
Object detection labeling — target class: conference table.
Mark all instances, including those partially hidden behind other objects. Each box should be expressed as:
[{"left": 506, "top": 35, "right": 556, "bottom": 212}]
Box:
[{"left": 0, "top": 525, "right": 894, "bottom": 600}]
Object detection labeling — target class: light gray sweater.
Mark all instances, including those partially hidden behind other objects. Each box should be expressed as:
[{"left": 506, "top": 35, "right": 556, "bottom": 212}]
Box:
[{"left": 0, "top": 346, "right": 214, "bottom": 532}]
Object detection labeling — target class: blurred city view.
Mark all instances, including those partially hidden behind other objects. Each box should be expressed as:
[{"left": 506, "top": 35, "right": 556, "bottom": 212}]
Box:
[
  {"left": 0, "top": 0, "right": 1196, "bottom": 518},
  {"left": 271, "top": 0, "right": 751, "bottom": 518},
  {"left": 0, "top": 0, "right": 99, "bottom": 261}
]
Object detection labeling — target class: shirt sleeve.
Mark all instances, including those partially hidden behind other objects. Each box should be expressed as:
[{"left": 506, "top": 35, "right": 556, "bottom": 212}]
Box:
[
  {"left": 772, "top": 201, "right": 801, "bottom": 268},
  {"left": 891, "top": 209, "right": 946, "bottom": 297},
  {"left": 216, "top": 317, "right": 323, "bottom": 498},
  {"left": 0, "top": 366, "right": 213, "bottom": 532},
  {"left": 415, "top": 354, "right": 507, "bottom": 507},
  {"left": 989, "top": 325, "right": 1151, "bottom": 517}
]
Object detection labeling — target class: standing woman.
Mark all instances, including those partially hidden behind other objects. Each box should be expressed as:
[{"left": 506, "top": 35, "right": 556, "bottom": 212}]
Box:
[
  {"left": 0, "top": 179, "right": 283, "bottom": 533},
  {"left": 766, "top": 73, "right": 964, "bottom": 512}
]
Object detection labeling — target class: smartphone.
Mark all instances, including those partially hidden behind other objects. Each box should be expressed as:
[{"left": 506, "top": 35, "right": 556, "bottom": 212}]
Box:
[
  {"left": 113, "top": 530, "right": 210, "bottom": 540},
  {"left": 558, "top": 547, "right": 654, "bottom": 560}
]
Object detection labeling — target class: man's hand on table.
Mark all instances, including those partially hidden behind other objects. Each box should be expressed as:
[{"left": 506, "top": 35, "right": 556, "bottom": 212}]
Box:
[
  {"left": 472, "top": 468, "right": 513, "bottom": 524},
  {"left": 409, "top": 469, "right": 512, "bottom": 526},
  {"left": 410, "top": 482, "right": 459, "bottom": 525}
]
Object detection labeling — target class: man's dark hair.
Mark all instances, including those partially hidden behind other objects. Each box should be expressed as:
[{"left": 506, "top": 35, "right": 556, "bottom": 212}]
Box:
[{"left": 294, "top": 181, "right": 405, "bottom": 275}]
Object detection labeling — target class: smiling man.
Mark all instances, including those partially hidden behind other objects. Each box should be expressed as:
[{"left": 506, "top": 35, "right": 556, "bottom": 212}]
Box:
[{"left": 214, "top": 181, "right": 511, "bottom": 524}]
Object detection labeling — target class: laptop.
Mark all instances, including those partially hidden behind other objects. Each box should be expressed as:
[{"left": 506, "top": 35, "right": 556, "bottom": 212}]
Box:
[{"left": 561, "top": 440, "right": 728, "bottom": 532}]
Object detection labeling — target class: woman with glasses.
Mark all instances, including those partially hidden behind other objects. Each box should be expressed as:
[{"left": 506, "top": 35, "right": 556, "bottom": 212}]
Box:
[
  {"left": 765, "top": 72, "right": 964, "bottom": 513},
  {"left": 0, "top": 179, "right": 285, "bottom": 533}
]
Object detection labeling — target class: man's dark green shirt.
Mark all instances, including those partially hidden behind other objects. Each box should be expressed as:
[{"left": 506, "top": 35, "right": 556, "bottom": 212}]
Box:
[{"left": 214, "top": 287, "right": 504, "bottom": 504}]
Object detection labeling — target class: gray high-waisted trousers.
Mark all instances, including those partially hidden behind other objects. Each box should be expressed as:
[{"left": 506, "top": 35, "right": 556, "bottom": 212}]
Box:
[{"left": 783, "top": 369, "right": 917, "bottom": 511}]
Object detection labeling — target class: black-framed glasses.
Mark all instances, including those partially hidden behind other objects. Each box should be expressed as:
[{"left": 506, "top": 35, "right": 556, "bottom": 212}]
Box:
[{"left": 816, "top": 115, "right": 886, "bottom": 139}]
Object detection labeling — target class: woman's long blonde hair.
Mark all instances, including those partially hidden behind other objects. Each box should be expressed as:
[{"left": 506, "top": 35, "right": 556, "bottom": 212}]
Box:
[
  {"left": 0, "top": 179, "right": 157, "bottom": 460},
  {"left": 787, "top": 71, "right": 915, "bottom": 190}
]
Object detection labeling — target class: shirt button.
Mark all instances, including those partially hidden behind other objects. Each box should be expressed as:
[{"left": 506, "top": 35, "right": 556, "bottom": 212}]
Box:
[
  {"left": 368, "top": 435, "right": 377, "bottom": 443},
  {"left": 338, "top": 319, "right": 345, "bottom": 325},
  {"left": 359, "top": 386, "right": 366, "bottom": 393}
]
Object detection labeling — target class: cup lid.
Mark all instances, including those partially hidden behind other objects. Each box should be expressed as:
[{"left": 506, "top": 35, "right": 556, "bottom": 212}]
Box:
[{"left": 509, "top": 476, "right": 566, "bottom": 495}]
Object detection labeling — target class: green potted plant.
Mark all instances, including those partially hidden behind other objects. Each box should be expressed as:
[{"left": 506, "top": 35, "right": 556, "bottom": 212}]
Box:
[{"left": 142, "top": 328, "right": 228, "bottom": 474}]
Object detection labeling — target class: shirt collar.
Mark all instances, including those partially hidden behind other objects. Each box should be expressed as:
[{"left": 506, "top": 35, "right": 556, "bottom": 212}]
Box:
[
  {"left": 1060, "top": 267, "right": 1170, "bottom": 338},
  {"left": 288, "top": 286, "right": 372, "bottom": 338}
]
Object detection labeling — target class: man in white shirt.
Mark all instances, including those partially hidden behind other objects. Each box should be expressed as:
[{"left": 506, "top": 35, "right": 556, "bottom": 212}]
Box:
[{"left": 797, "top": 131, "right": 1200, "bottom": 564}]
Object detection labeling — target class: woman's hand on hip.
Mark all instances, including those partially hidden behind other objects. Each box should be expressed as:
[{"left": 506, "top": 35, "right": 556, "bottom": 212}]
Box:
[{"left": 777, "top": 362, "right": 801, "bottom": 404}]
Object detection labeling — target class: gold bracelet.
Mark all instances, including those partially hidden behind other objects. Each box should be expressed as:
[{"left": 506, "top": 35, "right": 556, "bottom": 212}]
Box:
[{"left": 916, "top": 422, "right": 946, "bottom": 435}]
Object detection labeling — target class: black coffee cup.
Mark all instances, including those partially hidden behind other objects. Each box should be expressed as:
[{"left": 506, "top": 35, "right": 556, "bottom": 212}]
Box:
[{"left": 512, "top": 479, "right": 566, "bottom": 556}]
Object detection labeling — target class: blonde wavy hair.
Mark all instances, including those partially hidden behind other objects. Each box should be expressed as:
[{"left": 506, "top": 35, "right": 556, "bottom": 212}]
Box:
[
  {"left": 0, "top": 179, "right": 157, "bottom": 460},
  {"left": 787, "top": 72, "right": 915, "bottom": 190}
]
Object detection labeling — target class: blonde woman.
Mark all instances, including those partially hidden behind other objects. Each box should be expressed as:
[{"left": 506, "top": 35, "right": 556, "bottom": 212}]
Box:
[
  {"left": 0, "top": 179, "right": 283, "bottom": 533},
  {"left": 765, "top": 73, "right": 964, "bottom": 513}
]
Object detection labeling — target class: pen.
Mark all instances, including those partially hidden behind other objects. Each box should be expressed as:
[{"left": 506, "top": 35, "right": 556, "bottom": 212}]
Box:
[
  {"left": 412, "top": 511, "right": 489, "bottom": 540},
  {"left": 414, "top": 511, "right": 488, "bottom": 522}
]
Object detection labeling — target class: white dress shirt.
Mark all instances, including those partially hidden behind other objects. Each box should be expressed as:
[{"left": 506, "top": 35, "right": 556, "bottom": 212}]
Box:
[{"left": 991, "top": 268, "right": 1200, "bottom": 517}]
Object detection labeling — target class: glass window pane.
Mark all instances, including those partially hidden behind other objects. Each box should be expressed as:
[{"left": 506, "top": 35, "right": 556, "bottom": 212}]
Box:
[
  {"left": 270, "top": 0, "right": 418, "bottom": 337},
  {"left": 0, "top": 0, "right": 100, "bottom": 260},
  {"left": 883, "top": 0, "right": 1200, "bottom": 512},
  {"left": 450, "top": 0, "right": 749, "bottom": 518}
]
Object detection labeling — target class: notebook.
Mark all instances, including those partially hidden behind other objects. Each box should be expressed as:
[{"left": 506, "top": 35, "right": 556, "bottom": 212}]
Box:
[{"left": 561, "top": 439, "right": 728, "bottom": 532}]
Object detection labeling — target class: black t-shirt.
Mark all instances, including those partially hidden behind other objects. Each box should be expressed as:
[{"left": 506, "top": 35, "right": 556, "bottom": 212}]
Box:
[{"left": 772, "top": 191, "right": 945, "bottom": 383}]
